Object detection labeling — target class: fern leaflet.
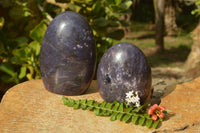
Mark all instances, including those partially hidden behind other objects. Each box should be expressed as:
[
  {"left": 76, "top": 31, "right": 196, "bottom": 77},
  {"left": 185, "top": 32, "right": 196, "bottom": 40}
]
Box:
[{"left": 62, "top": 96, "right": 163, "bottom": 129}]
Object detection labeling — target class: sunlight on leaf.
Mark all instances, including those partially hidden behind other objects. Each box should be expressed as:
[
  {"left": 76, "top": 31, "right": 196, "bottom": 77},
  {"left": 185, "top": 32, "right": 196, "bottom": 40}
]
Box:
[
  {"left": 0, "top": 17, "right": 5, "bottom": 30},
  {"left": 18, "top": 66, "right": 27, "bottom": 79},
  {"left": 29, "top": 22, "right": 47, "bottom": 42}
]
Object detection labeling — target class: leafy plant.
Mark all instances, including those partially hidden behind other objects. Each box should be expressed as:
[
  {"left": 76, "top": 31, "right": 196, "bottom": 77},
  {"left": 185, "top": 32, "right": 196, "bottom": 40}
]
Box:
[
  {"left": 11, "top": 22, "right": 47, "bottom": 80},
  {"left": 0, "top": 0, "right": 48, "bottom": 85},
  {"left": 62, "top": 96, "right": 165, "bottom": 129},
  {"left": 0, "top": 21, "right": 47, "bottom": 84}
]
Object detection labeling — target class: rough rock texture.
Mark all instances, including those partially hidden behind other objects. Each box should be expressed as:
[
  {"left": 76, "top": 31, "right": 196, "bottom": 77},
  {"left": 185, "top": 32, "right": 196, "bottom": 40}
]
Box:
[
  {"left": 157, "top": 76, "right": 200, "bottom": 132},
  {"left": 0, "top": 77, "right": 200, "bottom": 132},
  {"left": 184, "top": 22, "right": 200, "bottom": 77}
]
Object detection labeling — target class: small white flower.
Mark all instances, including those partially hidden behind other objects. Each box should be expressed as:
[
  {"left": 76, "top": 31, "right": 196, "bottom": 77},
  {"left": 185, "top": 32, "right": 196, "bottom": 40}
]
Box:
[
  {"left": 135, "top": 101, "right": 140, "bottom": 107},
  {"left": 125, "top": 90, "right": 140, "bottom": 107},
  {"left": 125, "top": 91, "right": 133, "bottom": 98},
  {"left": 134, "top": 95, "right": 140, "bottom": 102},
  {"left": 125, "top": 97, "right": 132, "bottom": 106}
]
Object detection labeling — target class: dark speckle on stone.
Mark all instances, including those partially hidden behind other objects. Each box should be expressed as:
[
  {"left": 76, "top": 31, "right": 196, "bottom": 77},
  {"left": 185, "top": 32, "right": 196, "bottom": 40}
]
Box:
[{"left": 104, "top": 74, "right": 111, "bottom": 85}]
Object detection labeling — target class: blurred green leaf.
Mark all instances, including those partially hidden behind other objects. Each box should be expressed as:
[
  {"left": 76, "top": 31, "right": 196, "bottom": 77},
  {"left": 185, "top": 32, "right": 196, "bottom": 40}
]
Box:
[
  {"left": 12, "top": 47, "right": 27, "bottom": 59},
  {"left": 27, "top": 66, "right": 34, "bottom": 80},
  {"left": 85, "top": 0, "right": 95, "bottom": 4},
  {"left": 10, "top": 56, "right": 26, "bottom": 65},
  {"left": 92, "top": 17, "right": 108, "bottom": 27},
  {"left": 192, "top": 8, "right": 200, "bottom": 16},
  {"left": 29, "top": 41, "right": 41, "bottom": 56},
  {"left": 24, "top": 11, "right": 31, "bottom": 17},
  {"left": 111, "top": 5, "right": 125, "bottom": 12},
  {"left": 108, "top": 20, "right": 120, "bottom": 27},
  {"left": 107, "top": 0, "right": 115, "bottom": 4},
  {"left": 68, "top": 3, "right": 82, "bottom": 13},
  {"left": 92, "top": 1, "right": 105, "bottom": 18},
  {"left": 107, "top": 29, "right": 125, "bottom": 40},
  {"left": 115, "top": 0, "right": 122, "bottom": 5},
  {"left": 93, "top": 27, "right": 107, "bottom": 37},
  {"left": 11, "top": 72, "right": 19, "bottom": 84},
  {"left": 0, "top": 63, "right": 15, "bottom": 76},
  {"left": 0, "top": 73, "right": 19, "bottom": 84},
  {"left": 16, "top": 36, "right": 29, "bottom": 45},
  {"left": 18, "top": 66, "right": 27, "bottom": 79},
  {"left": 29, "top": 22, "right": 47, "bottom": 42},
  {"left": 0, "top": 17, "right": 5, "bottom": 31},
  {"left": 9, "top": 6, "right": 31, "bottom": 20},
  {"left": 105, "top": 37, "right": 114, "bottom": 45},
  {"left": 74, "top": 0, "right": 94, "bottom": 5},
  {"left": 120, "top": 0, "right": 133, "bottom": 9},
  {"left": 0, "top": 74, "right": 12, "bottom": 83}
]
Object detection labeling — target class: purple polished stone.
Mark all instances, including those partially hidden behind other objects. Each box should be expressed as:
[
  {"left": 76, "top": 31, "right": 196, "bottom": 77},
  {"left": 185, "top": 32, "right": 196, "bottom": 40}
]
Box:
[
  {"left": 97, "top": 43, "right": 151, "bottom": 104},
  {"left": 40, "top": 11, "right": 96, "bottom": 95}
]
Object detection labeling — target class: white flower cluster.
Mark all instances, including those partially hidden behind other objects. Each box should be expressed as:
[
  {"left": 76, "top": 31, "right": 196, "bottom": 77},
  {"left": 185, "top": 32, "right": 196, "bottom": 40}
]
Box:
[{"left": 125, "top": 90, "right": 140, "bottom": 107}]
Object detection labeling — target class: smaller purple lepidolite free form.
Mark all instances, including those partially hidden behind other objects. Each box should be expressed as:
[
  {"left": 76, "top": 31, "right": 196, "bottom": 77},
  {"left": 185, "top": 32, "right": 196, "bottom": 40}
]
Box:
[{"left": 97, "top": 43, "right": 152, "bottom": 105}]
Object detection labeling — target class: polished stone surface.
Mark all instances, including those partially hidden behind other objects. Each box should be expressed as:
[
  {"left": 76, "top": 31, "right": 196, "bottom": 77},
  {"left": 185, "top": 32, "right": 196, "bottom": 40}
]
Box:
[
  {"left": 97, "top": 43, "right": 152, "bottom": 104},
  {"left": 40, "top": 11, "right": 96, "bottom": 95}
]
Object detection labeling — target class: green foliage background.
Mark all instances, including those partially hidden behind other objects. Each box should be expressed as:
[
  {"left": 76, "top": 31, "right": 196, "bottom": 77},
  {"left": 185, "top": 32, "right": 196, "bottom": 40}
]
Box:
[
  {"left": 0, "top": 0, "right": 132, "bottom": 85},
  {"left": 192, "top": 0, "right": 200, "bottom": 16}
]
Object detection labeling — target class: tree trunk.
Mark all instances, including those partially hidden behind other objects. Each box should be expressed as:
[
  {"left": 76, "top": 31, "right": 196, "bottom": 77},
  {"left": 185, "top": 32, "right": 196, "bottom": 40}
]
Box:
[
  {"left": 154, "top": 0, "right": 165, "bottom": 53},
  {"left": 130, "top": 0, "right": 139, "bottom": 20},
  {"left": 184, "top": 21, "right": 200, "bottom": 78},
  {"left": 165, "top": 0, "right": 178, "bottom": 36}
]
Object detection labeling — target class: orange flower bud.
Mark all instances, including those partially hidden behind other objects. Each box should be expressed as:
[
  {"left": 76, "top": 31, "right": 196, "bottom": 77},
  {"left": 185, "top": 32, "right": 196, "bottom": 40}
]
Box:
[
  {"left": 159, "top": 112, "right": 165, "bottom": 119},
  {"left": 148, "top": 108, "right": 154, "bottom": 115},
  {"left": 152, "top": 114, "right": 157, "bottom": 121}
]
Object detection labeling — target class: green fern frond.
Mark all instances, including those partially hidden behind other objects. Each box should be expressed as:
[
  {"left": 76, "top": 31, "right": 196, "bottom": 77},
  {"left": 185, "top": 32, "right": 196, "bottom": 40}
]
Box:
[{"left": 62, "top": 96, "right": 163, "bottom": 129}]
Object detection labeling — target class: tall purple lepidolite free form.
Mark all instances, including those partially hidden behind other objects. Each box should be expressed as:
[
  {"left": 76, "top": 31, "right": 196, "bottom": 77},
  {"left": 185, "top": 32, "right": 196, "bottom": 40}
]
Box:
[
  {"left": 97, "top": 43, "right": 152, "bottom": 105},
  {"left": 40, "top": 11, "right": 96, "bottom": 95}
]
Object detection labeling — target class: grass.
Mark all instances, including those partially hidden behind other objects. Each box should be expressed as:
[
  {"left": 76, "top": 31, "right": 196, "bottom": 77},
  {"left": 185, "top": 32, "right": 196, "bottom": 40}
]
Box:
[{"left": 118, "top": 22, "right": 194, "bottom": 68}]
